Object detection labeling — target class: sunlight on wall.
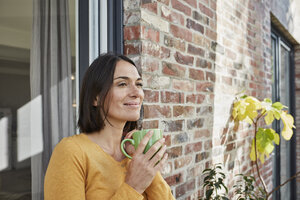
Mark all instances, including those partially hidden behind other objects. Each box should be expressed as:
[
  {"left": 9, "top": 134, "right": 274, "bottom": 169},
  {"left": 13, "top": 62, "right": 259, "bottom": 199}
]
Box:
[
  {"left": 0, "top": 116, "right": 9, "bottom": 171},
  {"left": 17, "top": 95, "right": 43, "bottom": 162}
]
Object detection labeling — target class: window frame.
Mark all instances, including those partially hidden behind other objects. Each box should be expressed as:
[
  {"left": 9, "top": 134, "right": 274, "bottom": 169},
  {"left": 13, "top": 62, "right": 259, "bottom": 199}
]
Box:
[{"left": 271, "top": 26, "right": 296, "bottom": 200}]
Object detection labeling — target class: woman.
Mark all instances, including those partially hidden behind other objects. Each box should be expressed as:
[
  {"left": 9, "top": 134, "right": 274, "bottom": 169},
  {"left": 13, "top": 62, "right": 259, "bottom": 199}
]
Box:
[{"left": 44, "top": 53, "right": 175, "bottom": 199}]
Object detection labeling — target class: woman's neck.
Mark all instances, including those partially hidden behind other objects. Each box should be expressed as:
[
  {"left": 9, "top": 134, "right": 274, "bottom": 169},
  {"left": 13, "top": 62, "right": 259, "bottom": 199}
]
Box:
[{"left": 87, "top": 122, "right": 126, "bottom": 160}]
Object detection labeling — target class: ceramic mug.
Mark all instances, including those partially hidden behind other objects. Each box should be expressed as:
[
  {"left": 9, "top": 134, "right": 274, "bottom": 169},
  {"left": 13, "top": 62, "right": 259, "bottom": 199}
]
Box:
[{"left": 120, "top": 129, "right": 163, "bottom": 159}]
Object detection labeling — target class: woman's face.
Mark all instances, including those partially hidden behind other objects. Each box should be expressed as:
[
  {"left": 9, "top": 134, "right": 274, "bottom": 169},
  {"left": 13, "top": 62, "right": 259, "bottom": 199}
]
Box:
[{"left": 104, "top": 60, "right": 144, "bottom": 125}]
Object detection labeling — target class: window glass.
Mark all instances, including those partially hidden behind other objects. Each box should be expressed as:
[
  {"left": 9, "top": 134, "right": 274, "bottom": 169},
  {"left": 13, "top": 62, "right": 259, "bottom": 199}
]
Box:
[
  {"left": 279, "top": 43, "right": 291, "bottom": 200},
  {"left": 0, "top": 0, "right": 76, "bottom": 198}
]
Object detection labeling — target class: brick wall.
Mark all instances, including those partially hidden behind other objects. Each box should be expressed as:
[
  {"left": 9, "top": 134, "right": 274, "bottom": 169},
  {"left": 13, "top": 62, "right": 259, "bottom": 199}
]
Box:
[{"left": 123, "top": 0, "right": 289, "bottom": 199}]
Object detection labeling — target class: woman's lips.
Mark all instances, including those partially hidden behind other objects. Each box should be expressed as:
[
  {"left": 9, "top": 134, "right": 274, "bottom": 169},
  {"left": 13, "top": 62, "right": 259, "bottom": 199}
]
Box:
[{"left": 124, "top": 103, "right": 140, "bottom": 108}]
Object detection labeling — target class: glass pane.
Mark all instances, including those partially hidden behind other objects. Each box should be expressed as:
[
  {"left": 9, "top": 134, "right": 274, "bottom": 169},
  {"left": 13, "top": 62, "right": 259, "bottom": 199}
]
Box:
[
  {"left": 0, "top": 0, "right": 77, "bottom": 198},
  {"left": 279, "top": 43, "right": 291, "bottom": 200}
]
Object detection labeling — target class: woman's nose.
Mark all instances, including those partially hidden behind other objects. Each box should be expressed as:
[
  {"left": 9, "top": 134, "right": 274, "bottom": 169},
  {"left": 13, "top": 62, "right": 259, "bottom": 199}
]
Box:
[{"left": 129, "top": 84, "right": 143, "bottom": 98}]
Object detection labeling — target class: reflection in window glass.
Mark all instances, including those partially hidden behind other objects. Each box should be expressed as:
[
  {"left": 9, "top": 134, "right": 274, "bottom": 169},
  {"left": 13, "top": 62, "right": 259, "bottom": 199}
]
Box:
[
  {"left": 0, "top": 0, "right": 76, "bottom": 198},
  {"left": 279, "top": 44, "right": 291, "bottom": 200}
]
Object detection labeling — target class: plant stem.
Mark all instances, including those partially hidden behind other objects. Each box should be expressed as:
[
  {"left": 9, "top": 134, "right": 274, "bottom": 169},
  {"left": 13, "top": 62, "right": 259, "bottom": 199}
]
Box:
[
  {"left": 253, "top": 120, "right": 268, "bottom": 195},
  {"left": 266, "top": 171, "right": 300, "bottom": 199}
]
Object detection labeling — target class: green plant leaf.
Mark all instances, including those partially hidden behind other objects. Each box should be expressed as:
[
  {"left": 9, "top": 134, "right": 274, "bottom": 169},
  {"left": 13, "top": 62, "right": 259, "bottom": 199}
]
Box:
[
  {"left": 264, "top": 110, "right": 275, "bottom": 125},
  {"left": 280, "top": 111, "right": 295, "bottom": 140},
  {"left": 272, "top": 102, "right": 286, "bottom": 110},
  {"left": 274, "top": 133, "right": 280, "bottom": 145},
  {"left": 206, "top": 189, "right": 213, "bottom": 199}
]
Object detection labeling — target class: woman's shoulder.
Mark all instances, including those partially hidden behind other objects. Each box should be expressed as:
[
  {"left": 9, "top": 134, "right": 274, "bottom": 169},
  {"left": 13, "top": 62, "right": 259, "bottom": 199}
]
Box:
[{"left": 53, "top": 134, "right": 88, "bottom": 155}]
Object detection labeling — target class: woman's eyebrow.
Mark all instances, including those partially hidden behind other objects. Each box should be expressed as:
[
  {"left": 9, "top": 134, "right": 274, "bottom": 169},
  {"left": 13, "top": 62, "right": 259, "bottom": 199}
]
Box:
[{"left": 114, "top": 76, "right": 142, "bottom": 81}]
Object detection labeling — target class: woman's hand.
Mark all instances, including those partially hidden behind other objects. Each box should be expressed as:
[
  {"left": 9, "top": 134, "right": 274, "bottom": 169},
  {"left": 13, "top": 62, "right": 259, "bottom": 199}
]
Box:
[
  {"left": 125, "top": 131, "right": 168, "bottom": 194},
  {"left": 124, "top": 130, "right": 136, "bottom": 156}
]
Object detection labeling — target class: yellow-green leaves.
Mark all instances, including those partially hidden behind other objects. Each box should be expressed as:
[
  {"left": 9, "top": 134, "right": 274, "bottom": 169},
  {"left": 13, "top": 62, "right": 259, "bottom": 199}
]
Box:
[
  {"left": 262, "top": 100, "right": 283, "bottom": 125},
  {"left": 250, "top": 128, "right": 280, "bottom": 163},
  {"left": 232, "top": 96, "right": 261, "bottom": 124},
  {"left": 232, "top": 95, "right": 295, "bottom": 163},
  {"left": 280, "top": 111, "right": 295, "bottom": 140}
]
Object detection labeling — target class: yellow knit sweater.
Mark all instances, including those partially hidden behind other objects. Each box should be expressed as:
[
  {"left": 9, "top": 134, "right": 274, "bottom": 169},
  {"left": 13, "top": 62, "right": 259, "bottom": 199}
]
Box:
[{"left": 44, "top": 133, "right": 175, "bottom": 200}]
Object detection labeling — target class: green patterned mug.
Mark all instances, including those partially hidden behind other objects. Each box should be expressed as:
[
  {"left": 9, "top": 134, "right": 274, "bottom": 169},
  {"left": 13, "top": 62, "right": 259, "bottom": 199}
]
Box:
[{"left": 121, "top": 129, "right": 162, "bottom": 159}]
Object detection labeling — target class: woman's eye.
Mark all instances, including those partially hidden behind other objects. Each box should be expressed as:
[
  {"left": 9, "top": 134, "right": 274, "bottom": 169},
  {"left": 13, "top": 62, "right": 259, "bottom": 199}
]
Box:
[
  {"left": 118, "top": 83, "right": 127, "bottom": 87},
  {"left": 136, "top": 83, "right": 143, "bottom": 87}
]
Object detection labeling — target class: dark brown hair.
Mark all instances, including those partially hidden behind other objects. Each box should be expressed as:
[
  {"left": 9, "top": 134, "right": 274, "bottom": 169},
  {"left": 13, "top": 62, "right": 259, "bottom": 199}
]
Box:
[{"left": 77, "top": 52, "right": 141, "bottom": 134}]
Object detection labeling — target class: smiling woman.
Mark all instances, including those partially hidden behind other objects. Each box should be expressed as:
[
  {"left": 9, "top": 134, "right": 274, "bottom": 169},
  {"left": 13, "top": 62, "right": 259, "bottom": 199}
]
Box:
[{"left": 44, "top": 53, "right": 175, "bottom": 200}]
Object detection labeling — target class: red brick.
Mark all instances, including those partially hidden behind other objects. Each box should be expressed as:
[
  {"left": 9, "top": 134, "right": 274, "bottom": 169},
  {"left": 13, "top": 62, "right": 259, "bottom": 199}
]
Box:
[
  {"left": 192, "top": 11, "right": 209, "bottom": 25},
  {"left": 189, "top": 68, "right": 205, "bottom": 80},
  {"left": 249, "top": 82, "right": 257, "bottom": 89},
  {"left": 141, "top": 2, "right": 157, "bottom": 14},
  {"left": 173, "top": 79, "right": 194, "bottom": 92},
  {"left": 187, "top": 44, "right": 205, "bottom": 57},
  {"left": 143, "top": 105, "right": 172, "bottom": 118},
  {"left": 142, "top": 41, "right": 160, "bottom": 57},
  {"left": 173, "top": 106, "right": 194, "bottom": 117},
  {"left": 163, "top": 62, "right": 185, "bottom": 77},
  {"left": 194, "top": 129, "right": 210, "bottom": 139},
  {"left": 142, "top": 120, "right": 159, "bottom": 129},
  {"left": 164, "top": 35, "right": 186, "bottom": 51},
  {"left": 185, "top": 0, "right": 197, "bottom": 7},
  {"left": 171, "top": 0, "right": 191, "bottom": 16},
  {"left": 186, "top": 19, "right": 204, "bottom": 34},
  {"left": 141, "top": 57, "right": 159, "bottom": 72},
  {"left": 160, "top": 46, "right": 171, "bottom": 59},
  {"left": 196, "top": 58, "right": 212, "bottom": 69},
  {"left": 124, "top": 42, "right": 141, "bottom": 55},
  {"left": 186, "top": 94, "right": 205, "bottom": 104},
  {"left": 175, "top": 156, "right": 193, "bottom": 169},
  {"left": 172, "top": 132, "right": 188, "bottom": 144},
  {"left": 163, "top": 120, "right": 184, "bottom": 132},
  {"left": 206, "top": 71, "right": 215, "bottom": 82},
  {"left": 185, "top": 141, "right": 202, "bottom": 154},
  {"left": 199, "top": 2, "right": 214, "bottom": 18},
  {"left": 170, "top": 24, "right": 193, "bottom": 42},
  {"left": 167, "top": 146, "right": 182, "bottom": 158},
  {"left": 176, "top": 180, "right": 195, "bottom": 198},
  {"left": 124, "top": 26, "right": 140, "bottom": 40},
  {"left": 187, "top": 118, "right": 204, "bottom": 129},
  {"left": 196, "top": 82, "right": 214, "bottom": 92},
  {"left": 209, "top": 52, "right": 216, "bottom": 60},
  {"left": 164, "top": 134, "right": 171, "bottom": 146},
  {"left": 196, "top": 106, "right": 212, "bottom": 115},
  {"left": 141, "top": 26, "right": 159, "bottom": 43},
  {"left": 174, "top": 52, "right": 194, "bottom": 66},
  {"left": 158, "top": 0, "right": 170, "bottom": 5},
  {"left": 195, "top": 152, "right": 210, "bottom": 162},
  {"left": 205, "top": 28, "right": 217, "bottom": 40},
  {"left": 193, "top": 33, "right": 210, "bottom": 48},
  {"left": 165, "top": 173, "right": 183, "bottom": 186},
  {"left": 210, "top": 0, "right": 216, "bottom": 10},
  {"left": 161, "top": 91, "right": 184, "bottom": 103},
  {"left": 143, "top": 90, "right": 159, "bottom": 103},
  {"left": 161, "top": 6, "right": 185, "bottom": 25}
]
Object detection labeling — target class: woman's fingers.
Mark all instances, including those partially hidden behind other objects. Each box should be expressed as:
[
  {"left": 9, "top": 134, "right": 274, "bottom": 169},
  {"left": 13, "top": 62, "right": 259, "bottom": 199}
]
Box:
[
  {"left": 154, "top": 152, "right": 168, "bottom": 171},
  {"left": 144, "top": 138, "right": 165, "bottom": 160},
  {"left": 135, "top": 130, "right": 154, "bottom": 155},
  {"left": 124, "top": 129, "right": 137, "bottom": 139},
  {"left": 149, "top": 144, "right": 167, "bottom": 167}
]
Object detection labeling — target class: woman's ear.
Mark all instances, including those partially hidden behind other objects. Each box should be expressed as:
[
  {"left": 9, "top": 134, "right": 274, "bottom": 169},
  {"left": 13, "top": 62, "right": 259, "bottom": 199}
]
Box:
[{"left": 93, "top": 96, "right": 99, "bottom": 106}]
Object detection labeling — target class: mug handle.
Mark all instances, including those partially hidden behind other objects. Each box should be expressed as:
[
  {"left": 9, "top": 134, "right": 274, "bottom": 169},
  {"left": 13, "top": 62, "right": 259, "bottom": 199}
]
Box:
[{"left": 120, "top": 139, "right": 135, "bottom": 159}]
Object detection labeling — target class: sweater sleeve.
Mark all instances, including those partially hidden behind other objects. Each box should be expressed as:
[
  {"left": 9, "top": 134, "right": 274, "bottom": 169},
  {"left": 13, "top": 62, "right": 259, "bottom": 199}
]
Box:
[
  {"left": 44, "top": 138, "right": 86, "bottom": 200},
  {"left": 145, "top": 172, "right": 175, "bottom": 200},
  {"left": 109, "top": 182, "right": 145, "bottom": 200}
]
